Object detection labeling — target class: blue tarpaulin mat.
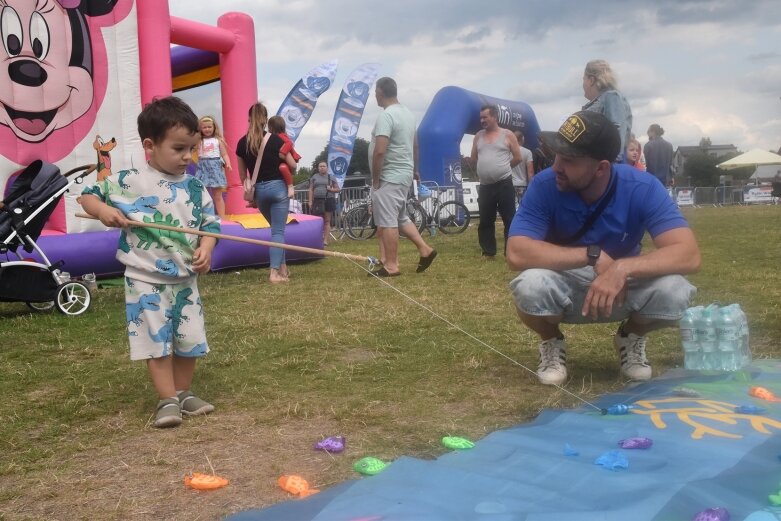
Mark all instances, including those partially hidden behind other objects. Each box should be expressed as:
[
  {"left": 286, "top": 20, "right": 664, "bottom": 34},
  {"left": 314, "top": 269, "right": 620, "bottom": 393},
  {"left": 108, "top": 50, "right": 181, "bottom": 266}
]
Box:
[{"left": 228, "top": 361, "right": 781, "bottom": 521}]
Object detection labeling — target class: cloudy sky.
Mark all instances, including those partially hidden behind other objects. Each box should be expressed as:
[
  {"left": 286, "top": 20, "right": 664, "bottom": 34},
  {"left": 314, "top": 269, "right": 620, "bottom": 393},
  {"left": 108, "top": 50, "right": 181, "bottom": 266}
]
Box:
[{"left": 170, "top": 0, "right": 781, "bottom": 166}]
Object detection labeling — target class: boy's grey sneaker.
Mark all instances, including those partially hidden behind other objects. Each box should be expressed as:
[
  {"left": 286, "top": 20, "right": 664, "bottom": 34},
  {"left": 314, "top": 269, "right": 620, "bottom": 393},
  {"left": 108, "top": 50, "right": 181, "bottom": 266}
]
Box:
[
  {"left": 537, "top": 337, "right": 567, "bottom": 386},
  {"left": 178, "top": 390, "right": 215, "bottom": 417},
  {"left": 153, "top": 397, "right": 182, "bottom": 428}
]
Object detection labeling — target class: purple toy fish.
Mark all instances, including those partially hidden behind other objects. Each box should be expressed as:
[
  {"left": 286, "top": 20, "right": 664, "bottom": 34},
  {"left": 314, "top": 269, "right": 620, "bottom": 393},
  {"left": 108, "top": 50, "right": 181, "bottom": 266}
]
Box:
[
  {"left": 314, "top": 436, "right": 346, "bottom": 453},
  {"left": 618, "top": 437, "right": 653, "bottom": 449},
  {"left": 692, "top": 507, "right": 730, "bottom": 521}
]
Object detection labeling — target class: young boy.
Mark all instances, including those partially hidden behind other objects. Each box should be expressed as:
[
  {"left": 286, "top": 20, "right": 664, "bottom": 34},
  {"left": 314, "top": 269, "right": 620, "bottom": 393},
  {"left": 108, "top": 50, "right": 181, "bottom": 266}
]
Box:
[{"left": 80, "top": 97, "right": 221, "bottom": 428}]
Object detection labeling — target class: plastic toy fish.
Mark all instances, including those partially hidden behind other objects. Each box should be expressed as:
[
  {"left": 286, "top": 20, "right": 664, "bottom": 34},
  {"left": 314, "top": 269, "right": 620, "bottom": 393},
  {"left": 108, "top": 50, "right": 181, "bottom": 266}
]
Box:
[
  {"left": 749, "top": 386, "right": 781, "bottom": 402},
  {"left": 278, "top": 475, "right": 320, "bottom": 498},
  {"left": 314, "top": 436, "right": 346, "bottom": 453},
  {"left": 692, "top": 507, "right": 730, "bottom": 521},
  {"left": 441, "top": 436, "right": 475, "bottom": 450},
  {"left": 735, "top": 405, "right": 767, "bottom": 414},
  {"left": 594, "top": 450, "right": 628, "bottom": 471},
  {"left": 602, "top": 404, "right": 636, "bottom": 415},
  {"left": 184, "top": 472, "right": 229, "bottom": 490},
  {"left": 353, "top": 457, "right": 389, "bottom": 476},
  {"left": 617, "top": 437, "right": 653, "bottom": 449},
  {"left": 563, "top": 443, "right": 579, "bottom": 456}
]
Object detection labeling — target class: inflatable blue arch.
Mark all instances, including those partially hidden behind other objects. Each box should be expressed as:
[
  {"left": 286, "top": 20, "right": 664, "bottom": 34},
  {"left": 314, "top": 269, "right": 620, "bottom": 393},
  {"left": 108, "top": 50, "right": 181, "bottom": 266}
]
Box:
[{"left": 417, "top": 87, "right": 541, "bottom": 187}]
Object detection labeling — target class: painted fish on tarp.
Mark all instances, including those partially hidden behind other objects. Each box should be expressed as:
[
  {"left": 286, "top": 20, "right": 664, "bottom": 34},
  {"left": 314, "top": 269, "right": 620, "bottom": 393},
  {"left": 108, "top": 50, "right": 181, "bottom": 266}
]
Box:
[
  {"left": 276, "top": 60, "right": 338, "bottom": 144},
  {"left": 327, "top": 63, "right": 380, "bottom": 187}
]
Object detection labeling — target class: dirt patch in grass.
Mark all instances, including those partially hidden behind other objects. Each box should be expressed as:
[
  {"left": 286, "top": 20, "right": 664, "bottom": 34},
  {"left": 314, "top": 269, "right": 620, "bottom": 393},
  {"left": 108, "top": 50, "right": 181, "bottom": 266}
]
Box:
[{"left": 0, "top": 411, "right": 351, "bottom": 520}]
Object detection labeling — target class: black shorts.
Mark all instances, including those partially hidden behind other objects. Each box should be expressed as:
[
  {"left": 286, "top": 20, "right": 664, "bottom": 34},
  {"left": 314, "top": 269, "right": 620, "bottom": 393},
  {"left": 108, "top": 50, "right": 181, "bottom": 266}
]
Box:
[{"left": 311, "top": 198, "right": 335, "bottom": 215}]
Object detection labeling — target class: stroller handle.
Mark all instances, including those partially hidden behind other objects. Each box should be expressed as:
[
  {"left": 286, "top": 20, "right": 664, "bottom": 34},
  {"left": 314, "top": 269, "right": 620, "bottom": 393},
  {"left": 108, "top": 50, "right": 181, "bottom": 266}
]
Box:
[{"left": 62, "top": 164, "right": 97, "bottom": 179}]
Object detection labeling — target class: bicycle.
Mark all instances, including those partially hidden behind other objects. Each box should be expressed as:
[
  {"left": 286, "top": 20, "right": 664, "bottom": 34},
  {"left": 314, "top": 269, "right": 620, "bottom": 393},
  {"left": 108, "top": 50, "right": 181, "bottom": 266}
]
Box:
[
  {"left": 343, "top": 193, "right": 426, "bottom": 241},
  {"left": 418, "top": 182, "right": 471, "bottom": 234}
]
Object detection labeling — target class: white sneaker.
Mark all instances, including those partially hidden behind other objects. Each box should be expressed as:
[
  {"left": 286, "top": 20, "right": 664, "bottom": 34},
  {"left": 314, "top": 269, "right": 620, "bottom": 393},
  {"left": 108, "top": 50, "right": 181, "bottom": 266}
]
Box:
[
  {"left": 614, "top": 329, "right": 652, "bottom": 381},
  {"left": 537, "top": 337, "right": 567, "bottom": 385}
]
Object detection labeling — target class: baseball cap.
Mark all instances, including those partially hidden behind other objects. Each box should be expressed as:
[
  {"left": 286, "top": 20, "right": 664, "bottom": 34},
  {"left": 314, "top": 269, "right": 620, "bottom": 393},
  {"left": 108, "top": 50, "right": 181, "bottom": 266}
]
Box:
[{"left": 539, "top": 111, "right": 620, "bottom": 162}]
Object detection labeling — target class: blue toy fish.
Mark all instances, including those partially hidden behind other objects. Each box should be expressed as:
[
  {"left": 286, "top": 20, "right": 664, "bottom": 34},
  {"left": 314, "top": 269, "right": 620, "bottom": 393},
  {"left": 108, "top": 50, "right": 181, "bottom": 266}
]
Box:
[{"left": 602, "top": 404, "right": 636, "bottom": 415}]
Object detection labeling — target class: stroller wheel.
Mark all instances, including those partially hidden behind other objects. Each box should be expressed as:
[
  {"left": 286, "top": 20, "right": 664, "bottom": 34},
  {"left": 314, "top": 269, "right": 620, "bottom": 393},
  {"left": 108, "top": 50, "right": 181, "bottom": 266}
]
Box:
[
  {"left": 27, "top": 301, "right": 55, "bottom": 312},
  {"left": 55, "top": 281, "right": 91, "bottom": 316}
]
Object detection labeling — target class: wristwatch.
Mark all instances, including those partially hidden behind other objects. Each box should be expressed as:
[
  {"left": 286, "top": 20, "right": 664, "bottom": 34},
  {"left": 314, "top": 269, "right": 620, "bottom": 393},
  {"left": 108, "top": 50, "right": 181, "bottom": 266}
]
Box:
[{"left": 586, "top": 245, "right": 601, "bottom": 267}]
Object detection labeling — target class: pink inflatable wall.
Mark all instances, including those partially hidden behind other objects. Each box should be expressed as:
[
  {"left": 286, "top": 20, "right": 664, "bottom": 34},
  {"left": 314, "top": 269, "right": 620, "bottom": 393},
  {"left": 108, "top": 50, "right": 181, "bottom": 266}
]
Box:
[{"left": 137, "top": 0, "right": 258, "bottom": 214}]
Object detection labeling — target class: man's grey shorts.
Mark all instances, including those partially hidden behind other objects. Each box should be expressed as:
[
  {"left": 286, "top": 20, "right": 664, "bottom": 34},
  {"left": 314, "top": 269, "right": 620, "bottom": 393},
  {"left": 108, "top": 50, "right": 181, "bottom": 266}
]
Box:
[
  {"left": 509, "top": 267, "right": 696, "bottom": 324},
  {"left": 371, "top": 181, "right": 411, "bottom": 228}
]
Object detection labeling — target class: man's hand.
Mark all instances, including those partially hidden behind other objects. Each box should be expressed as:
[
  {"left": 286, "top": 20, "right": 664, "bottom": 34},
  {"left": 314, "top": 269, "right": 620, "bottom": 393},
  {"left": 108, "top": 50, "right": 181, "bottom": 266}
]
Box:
[
  {"left": 582, "top": 251, "right": 628, "bottom": 319},
  {"left": 98, "top": 206, "right": 129, "bottom": 228}
]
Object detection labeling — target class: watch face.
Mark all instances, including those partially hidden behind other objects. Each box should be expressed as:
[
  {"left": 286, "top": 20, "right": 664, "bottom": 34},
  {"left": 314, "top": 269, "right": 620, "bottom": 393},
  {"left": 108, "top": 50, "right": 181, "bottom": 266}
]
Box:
[{"left": 587, "top": 245, "right": 600, "bottom": 258}]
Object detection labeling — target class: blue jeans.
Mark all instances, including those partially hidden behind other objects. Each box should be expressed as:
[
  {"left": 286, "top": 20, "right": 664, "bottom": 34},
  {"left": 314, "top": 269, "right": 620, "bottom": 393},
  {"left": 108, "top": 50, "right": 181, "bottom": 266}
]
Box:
[{"left": 255, "top": 180, "right": 288, "bottom": 269}]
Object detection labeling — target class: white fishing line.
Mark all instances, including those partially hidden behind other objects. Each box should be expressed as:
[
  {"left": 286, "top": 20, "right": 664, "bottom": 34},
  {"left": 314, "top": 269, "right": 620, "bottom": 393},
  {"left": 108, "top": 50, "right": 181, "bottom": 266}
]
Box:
[{"left": 357, "top": 259, "right": 604, "bottom": 413}]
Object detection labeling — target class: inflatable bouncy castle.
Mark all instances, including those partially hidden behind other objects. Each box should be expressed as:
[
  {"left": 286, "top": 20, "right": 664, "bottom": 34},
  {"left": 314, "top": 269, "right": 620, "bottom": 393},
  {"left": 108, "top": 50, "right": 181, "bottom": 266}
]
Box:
[{"left": 0, "top": 0, "right": 323, "bottom": 277}]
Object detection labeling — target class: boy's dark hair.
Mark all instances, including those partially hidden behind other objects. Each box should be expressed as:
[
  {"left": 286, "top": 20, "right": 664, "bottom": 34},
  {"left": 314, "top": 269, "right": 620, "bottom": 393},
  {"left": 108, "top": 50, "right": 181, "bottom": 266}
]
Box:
[{"left": 137, "top": 96, "right": 199, "bottom": 143}]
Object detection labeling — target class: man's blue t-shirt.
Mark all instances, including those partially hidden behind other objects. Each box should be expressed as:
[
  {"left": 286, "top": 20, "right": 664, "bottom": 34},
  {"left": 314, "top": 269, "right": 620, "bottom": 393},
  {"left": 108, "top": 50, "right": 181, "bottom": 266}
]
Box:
[{"left": 508, "top": 164, "right": 688, "bottom": 259}]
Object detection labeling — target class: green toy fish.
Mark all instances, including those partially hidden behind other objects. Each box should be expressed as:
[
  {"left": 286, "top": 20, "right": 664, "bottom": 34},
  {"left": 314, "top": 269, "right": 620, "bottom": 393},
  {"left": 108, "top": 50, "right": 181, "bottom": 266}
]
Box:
[
  {"left": 353, "top": 457, "right": 389, "bottom": 476},
  {"left": 441, "top": 436, "right": 475, "bottom": 450}
]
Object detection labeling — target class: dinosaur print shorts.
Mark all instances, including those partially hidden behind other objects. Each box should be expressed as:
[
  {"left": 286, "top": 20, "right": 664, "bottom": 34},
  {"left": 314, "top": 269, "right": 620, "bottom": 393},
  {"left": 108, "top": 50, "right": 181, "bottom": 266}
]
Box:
[{"left": 124, "top": 277, "right": 209, "bottom": 361}]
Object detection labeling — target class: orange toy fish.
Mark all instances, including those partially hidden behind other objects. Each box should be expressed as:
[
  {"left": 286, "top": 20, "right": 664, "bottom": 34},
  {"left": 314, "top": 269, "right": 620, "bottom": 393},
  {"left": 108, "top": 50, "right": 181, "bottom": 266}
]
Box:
[
  {"left": 184, "top": 472, "right": 229, "bottom": 490},
  {"left": 749, "top": 386, "right": 781, "bottom": 402},
  {"left": 278, "top": 474, "right": 320, "bottom": 498}
]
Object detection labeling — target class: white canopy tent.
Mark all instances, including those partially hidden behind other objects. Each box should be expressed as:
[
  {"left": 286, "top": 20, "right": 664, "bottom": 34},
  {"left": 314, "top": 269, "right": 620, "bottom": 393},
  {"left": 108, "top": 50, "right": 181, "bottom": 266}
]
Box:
[{"left": 717, "top": 149, "right": 781, "bottom": 170}]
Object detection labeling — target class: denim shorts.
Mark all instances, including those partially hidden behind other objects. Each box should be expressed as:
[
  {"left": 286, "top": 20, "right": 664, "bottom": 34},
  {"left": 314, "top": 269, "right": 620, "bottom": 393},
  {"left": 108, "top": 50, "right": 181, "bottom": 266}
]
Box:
[{"left": 509, "top": 267, "right": 696, "bottom": 324}]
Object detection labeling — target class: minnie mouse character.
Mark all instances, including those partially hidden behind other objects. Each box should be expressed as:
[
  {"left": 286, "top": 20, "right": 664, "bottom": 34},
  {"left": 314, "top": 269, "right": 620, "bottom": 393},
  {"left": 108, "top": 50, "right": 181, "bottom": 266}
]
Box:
[{"left": 0, "top": 0, "right": 121, "bottom": 143}]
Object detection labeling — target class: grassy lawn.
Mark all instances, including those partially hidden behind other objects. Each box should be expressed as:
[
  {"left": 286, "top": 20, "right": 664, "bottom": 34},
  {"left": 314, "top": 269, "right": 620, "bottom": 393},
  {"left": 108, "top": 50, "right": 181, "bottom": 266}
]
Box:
[{"left": 1, "top": 205, "right": 780, "bottom": 520}]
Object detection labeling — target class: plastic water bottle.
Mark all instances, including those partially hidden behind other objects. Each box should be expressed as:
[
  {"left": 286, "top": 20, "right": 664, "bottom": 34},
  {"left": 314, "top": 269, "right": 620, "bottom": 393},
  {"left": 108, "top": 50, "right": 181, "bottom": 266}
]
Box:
[
  {"left": 680, "top": 309, "right": 701, "bottom": 370},
  {"left": 730, "top": 304, "right": 752, "bottom": 367},
  {"left": 695, "top": 307, "right": 718, "bottom": 370},
  {"left": 716, "top": 306, "right": 739, "bottom": 371}
]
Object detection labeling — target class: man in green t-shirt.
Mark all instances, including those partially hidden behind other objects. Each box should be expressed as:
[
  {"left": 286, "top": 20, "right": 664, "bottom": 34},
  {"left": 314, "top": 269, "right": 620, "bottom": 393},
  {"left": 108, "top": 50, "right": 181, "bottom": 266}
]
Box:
[{"left": 368, "top": 77, "right": 437, "bottom": 277}]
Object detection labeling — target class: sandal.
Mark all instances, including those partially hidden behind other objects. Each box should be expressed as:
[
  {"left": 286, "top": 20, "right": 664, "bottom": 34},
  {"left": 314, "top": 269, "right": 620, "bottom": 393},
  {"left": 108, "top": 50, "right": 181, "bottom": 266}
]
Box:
[
  {"left": 367, "top": 267, "right": 400, "bottom": 277},
  {"left": 416, "top": 250, "right": 438, "bottom": 273}
]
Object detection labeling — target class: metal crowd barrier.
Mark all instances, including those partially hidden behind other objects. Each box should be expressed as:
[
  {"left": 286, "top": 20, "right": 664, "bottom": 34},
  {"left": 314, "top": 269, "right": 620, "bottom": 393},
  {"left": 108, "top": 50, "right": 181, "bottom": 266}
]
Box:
[{"left": 677, "top": 185, "right": 777, "bottom": 207}]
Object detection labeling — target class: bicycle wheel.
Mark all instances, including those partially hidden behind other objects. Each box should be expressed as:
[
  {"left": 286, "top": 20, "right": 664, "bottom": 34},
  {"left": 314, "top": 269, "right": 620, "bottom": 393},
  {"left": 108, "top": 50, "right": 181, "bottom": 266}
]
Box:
[
  {"left": 345, "top": 205, "right": 376, "bottom": 240},
  {"left": 436, "top": 201, "right": 471, "bottom": 234},
  {"left": 405, "top": 200, "right": 427, "bottom": 234}
]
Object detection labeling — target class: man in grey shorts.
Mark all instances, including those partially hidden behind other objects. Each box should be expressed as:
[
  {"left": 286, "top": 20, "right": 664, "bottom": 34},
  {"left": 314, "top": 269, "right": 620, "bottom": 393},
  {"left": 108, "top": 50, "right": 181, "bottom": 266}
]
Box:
[
  {"left": 506, "top": 111, "right": 701, "bottom": 385},
  {"left": 368, "top": 77, "right": 436, "bottom": 276}
]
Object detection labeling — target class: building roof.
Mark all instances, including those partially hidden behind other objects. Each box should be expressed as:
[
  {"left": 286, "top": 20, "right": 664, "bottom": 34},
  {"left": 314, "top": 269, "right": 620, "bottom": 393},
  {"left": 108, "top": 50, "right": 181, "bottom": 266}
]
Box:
[{"left": 674, "top": 144, "right": 738, "bottom": 155}]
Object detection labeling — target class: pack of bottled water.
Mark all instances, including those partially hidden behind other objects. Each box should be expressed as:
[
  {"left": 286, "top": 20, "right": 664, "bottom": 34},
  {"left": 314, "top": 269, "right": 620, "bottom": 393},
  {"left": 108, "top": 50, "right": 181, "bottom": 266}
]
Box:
[{"left": 679, "top": 304, "right": 751, "bottom": 371}]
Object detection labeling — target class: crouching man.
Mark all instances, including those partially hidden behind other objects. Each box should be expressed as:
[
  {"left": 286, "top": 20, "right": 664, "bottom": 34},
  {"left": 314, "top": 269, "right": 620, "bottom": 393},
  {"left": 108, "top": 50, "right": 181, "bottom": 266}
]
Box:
[{"left": 506, "top": 111, "right": 700, "bottom": 385}]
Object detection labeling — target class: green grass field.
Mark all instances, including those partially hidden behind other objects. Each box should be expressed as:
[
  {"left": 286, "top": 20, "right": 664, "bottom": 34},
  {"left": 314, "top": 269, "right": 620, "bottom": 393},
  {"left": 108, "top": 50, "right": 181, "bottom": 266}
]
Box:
[{"left": 1, "top": 205, "right": 779, "bottom": 520}]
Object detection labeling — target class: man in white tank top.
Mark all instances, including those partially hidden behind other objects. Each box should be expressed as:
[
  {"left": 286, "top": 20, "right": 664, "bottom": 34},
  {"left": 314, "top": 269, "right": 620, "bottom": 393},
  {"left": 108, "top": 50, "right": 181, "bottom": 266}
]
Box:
[{"left": 469, "top": 105, "right": 522, "bottom": 259}]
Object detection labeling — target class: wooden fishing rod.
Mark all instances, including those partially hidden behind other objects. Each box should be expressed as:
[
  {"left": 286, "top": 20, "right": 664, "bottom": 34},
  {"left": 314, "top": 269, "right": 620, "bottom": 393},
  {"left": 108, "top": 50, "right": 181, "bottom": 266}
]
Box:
[{"left": 75, "top": 213, "right": 380, "bottom": 266}]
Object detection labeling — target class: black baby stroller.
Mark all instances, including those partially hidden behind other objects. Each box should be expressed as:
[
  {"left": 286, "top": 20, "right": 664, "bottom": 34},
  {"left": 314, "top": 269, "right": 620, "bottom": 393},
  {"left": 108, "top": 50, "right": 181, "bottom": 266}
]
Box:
[{"left": 0, "top": 161, "right": 96, "bottom": 315}]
